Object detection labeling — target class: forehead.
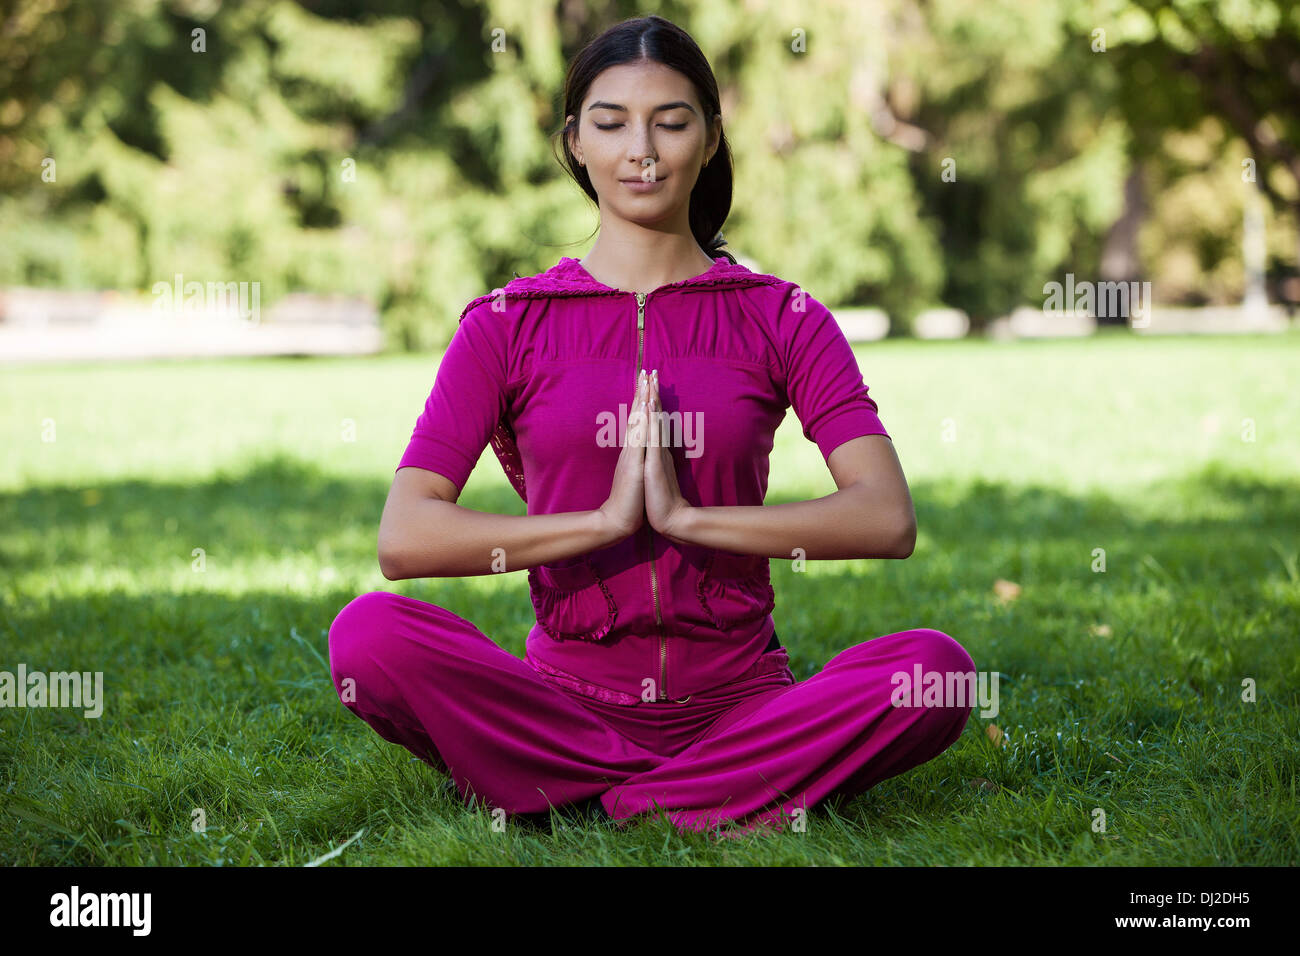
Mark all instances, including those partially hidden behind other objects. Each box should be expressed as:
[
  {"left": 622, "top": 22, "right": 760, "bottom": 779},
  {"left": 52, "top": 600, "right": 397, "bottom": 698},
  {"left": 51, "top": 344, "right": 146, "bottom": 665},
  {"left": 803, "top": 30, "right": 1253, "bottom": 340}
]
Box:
[{"left": 584, "top": 61, "right": 698, "bottom": 107}]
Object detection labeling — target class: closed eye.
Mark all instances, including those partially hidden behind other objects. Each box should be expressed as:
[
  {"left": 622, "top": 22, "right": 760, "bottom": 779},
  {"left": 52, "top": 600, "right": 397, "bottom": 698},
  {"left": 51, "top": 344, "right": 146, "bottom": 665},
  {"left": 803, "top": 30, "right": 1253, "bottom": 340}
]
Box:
[{"left": 594, "top": 123, "right": 687, "bottom": 131}]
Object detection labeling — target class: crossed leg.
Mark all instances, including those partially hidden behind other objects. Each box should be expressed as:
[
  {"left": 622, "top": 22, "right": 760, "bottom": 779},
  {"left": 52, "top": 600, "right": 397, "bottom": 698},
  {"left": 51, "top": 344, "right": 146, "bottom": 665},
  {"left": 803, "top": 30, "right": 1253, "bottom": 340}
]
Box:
[
  {"left": 329, "top": 591, "right": 975, "bottom": 834},
  {"left": 599, "top": 628, "right": 977, "bottom": 834},
  {"left": 327, "top": 590, "right": 662, "bottom": 815}
]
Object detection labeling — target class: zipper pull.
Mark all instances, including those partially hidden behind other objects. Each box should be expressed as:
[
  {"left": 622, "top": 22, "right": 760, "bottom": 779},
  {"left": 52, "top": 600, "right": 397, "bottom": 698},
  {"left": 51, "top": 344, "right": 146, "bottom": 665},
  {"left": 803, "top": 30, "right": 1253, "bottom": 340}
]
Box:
[{"left": 635, "top": 291, "right": 645, "bottom": 332}]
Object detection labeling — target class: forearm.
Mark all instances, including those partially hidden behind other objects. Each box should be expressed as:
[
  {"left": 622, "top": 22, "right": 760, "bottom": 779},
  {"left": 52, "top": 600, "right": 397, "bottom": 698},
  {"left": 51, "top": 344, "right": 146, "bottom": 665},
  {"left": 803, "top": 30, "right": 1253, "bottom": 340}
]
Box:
[
  {"left": 675, "top": 484, "right": 914, "bottom": 560},
  {"left": 380, "top": 501, "right": 625, "bottom": 580}
]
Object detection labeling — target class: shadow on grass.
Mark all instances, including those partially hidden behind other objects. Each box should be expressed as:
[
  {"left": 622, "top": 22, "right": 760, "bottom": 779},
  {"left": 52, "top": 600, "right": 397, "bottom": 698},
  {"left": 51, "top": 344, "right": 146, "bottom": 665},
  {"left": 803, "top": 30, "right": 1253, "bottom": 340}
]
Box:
[
  {"left": 2, "top": 453, "right": 1297, "bottom": 861},
  {"left": 2, "top": 450, "right": 1295, "bottom": 580},
  {"left": 2, "top": 449, "right": 1296, "bottom": 683}
]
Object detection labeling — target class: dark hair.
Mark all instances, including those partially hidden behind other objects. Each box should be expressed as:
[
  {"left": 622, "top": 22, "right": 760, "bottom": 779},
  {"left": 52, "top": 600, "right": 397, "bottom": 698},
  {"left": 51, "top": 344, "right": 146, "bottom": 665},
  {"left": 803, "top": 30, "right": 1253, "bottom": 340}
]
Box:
[{"left": 553, "top": 15, "right": 736, "bottom": 264}]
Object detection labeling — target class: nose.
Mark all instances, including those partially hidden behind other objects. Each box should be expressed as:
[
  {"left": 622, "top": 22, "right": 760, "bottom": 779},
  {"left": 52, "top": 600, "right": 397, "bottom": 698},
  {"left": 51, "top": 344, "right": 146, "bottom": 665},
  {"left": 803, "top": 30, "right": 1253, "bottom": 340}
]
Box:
[{"left": 626, "top": 127, "right": 658, "bottom": 173}]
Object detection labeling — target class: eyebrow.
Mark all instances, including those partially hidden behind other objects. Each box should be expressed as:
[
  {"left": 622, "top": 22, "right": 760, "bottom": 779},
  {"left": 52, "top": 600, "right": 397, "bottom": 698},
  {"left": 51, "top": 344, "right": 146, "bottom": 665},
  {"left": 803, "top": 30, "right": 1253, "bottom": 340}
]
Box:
[{"left": 587, "top": 100, "right": 697, "bottom": 115}]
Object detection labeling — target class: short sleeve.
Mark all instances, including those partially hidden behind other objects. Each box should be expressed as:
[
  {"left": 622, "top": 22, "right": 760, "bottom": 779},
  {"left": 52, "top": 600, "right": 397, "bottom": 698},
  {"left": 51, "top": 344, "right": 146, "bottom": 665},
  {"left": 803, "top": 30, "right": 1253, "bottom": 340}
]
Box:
[
  {"left": 779, "top": 286, "right": 890, "bottom": 461},
  {"left": 395, "top": 302, "right": 510, "bottom": 491}
]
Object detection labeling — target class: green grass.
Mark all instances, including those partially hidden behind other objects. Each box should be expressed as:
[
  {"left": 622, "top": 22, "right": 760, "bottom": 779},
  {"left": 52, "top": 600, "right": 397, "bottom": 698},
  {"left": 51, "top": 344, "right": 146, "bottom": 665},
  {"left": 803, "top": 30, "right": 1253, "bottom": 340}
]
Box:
[{"left": 2, "top": 328, "right": 1298, "bottom": 865}]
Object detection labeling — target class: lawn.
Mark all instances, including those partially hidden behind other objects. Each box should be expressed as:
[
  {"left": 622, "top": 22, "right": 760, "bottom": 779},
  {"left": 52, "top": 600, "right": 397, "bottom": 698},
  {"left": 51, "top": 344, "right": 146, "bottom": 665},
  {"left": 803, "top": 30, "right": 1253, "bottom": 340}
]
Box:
[{"left": 2, "top": 328, "right": 1298, "bottom": 864}]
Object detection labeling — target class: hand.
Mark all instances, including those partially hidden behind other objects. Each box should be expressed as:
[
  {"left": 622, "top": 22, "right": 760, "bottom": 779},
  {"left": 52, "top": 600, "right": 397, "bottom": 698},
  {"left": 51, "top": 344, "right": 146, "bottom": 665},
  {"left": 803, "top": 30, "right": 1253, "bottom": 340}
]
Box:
[
  {"left": 643, "top": 369, "right": 694, "bottom": 545},
  {"left": 597, "top": 369, "right": 650, "bottom": 540}
]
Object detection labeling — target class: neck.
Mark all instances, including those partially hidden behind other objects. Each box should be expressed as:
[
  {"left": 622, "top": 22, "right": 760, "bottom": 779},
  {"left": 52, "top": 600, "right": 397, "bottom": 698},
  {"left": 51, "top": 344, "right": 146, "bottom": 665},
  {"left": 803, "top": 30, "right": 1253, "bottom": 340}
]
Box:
[{"left": 579, "top": 221, "right": 715, "bottom": 294}]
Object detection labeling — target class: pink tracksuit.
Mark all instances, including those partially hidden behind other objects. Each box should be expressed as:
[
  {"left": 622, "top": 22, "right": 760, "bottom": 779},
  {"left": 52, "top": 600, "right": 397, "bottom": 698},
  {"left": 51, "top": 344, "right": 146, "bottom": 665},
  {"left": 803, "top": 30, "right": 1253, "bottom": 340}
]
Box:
[{"left": 328, "top": 255, "right": 976, "bottom": 834}]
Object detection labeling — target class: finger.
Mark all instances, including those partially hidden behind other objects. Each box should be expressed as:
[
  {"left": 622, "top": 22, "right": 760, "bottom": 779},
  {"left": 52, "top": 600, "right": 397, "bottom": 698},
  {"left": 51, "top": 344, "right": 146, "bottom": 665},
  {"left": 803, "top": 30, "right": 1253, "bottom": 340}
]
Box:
[
  {"left": 631, "top": 374, "right": 647, "bottom": 437},
  {"left": 628, "top": 372, "right": 644, "bottom": 437},
  {"left": 629, "top": 369, "right": 643, "bottom": 416},
  {"left": 628, "top": 402, "right": 642, "bottom": 448},
  {"left": 650, "top": 371, "right": 662, "bottom": 447},
  {"left": 647, "top": 371, "right": 660, "bottom": 450},
  {"left": 637, "top": 396, "right": 651, "bottom": 448}
]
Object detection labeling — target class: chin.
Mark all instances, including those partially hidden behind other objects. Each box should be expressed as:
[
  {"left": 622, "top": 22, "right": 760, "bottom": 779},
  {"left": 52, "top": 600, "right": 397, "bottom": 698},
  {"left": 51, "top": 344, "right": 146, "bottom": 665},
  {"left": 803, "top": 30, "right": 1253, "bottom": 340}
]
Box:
[
  {"left": 608, "top": 190, "right": 685, "bottom": 217},
  {"left": 617, "top": 206, "right": 680, "bottom": 227}
]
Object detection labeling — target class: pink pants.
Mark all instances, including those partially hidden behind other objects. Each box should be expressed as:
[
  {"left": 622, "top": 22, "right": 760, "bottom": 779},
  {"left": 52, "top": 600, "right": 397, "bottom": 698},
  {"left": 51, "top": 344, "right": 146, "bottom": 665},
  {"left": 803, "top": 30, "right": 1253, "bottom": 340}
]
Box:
[{"left": 327, "top": 590, "right": 976, "bottom": 834}]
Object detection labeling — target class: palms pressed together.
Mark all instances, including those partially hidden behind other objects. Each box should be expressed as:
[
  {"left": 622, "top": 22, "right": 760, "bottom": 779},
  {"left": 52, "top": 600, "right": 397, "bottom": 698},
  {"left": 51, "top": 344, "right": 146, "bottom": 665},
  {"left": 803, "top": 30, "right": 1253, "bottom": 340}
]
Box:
[{"left": 628, "top": 368, "right": 693, "bottom": 546}]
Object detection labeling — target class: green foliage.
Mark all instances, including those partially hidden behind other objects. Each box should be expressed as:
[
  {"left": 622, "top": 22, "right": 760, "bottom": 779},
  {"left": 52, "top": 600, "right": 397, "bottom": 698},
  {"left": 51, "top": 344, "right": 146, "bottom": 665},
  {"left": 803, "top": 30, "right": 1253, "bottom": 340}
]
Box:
[{"left": 1, "top": 0, "right": 1296, "bottom": 344}]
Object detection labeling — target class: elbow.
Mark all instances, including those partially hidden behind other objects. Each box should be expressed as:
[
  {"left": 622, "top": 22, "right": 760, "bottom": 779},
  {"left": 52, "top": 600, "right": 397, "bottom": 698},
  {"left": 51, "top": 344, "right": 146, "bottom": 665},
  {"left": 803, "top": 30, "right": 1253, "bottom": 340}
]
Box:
[
  {"left": 377, "top": 530, "right": 408, "bottom": 581},
  {"left": 379, "top": 539, "right": 441, "bottom": 581},
  {"left": 889, "top": 517, "right": 917, "bottom": 559},
  {"left": 378, "top": 549, "right": 405, "bottom": 581}
]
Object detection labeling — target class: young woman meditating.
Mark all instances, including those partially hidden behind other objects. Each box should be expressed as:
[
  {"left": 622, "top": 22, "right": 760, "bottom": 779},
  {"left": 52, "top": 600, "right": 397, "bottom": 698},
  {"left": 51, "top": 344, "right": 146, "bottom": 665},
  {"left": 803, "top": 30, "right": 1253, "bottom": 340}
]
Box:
[{"left": 328, "top": 14, "right": 976, "bottom": 836}]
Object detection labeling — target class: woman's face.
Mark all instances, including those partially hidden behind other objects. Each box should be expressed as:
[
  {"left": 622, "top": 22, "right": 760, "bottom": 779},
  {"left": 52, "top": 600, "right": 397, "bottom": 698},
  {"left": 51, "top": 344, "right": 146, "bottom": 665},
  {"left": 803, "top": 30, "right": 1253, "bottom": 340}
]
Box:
[{"left": 567, "top": 60, "right": 720, "bottom": 229}]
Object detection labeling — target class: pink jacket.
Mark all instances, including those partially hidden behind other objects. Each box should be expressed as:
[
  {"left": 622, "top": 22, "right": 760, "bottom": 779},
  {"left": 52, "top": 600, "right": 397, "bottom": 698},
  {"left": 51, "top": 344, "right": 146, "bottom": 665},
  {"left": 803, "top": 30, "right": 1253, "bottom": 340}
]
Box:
[{"left": 397, "top": 255, "right": 891, "bottom": 702}]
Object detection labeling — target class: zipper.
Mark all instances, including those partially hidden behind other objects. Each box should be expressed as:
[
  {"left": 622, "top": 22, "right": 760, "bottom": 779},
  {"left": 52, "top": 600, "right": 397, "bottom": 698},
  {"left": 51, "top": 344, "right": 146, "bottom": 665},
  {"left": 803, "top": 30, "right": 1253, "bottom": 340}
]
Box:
[{"left": 635, "top": 291, "right": 688, "bottom": 704}]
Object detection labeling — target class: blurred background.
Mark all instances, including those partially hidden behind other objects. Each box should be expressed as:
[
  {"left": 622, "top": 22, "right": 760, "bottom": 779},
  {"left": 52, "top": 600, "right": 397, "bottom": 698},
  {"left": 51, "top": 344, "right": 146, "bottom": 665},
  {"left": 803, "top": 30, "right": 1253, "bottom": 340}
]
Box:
[
  {"left": 1, "top": 0, "right": 1298, "bottom": 354},
  {"left": 2, "top": 1, "right": 1299, "bottom": 866}
]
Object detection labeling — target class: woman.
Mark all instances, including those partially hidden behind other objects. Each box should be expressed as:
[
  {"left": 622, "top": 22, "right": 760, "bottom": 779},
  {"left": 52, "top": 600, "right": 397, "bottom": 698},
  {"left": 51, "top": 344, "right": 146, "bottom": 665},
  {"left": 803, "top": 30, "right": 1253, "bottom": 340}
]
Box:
[{"left": 328, "top": 14, "right": 976, "bottom": 836}]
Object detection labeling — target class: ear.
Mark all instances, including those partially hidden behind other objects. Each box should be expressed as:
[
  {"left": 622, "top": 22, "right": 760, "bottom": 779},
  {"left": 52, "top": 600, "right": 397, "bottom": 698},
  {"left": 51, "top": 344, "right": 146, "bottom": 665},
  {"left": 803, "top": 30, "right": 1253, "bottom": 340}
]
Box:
[
  {"left": 708, "top": 113, "right": 722, "bottom": 163},
  {"left": 565, "top": 115, "right": 581, "bottom": 163}
]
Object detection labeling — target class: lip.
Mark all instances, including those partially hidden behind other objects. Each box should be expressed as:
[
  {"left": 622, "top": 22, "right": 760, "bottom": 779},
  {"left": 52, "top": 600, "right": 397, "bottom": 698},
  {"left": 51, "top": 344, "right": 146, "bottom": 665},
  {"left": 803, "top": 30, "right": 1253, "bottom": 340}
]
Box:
[{"left": 619, "top": 177, "right": 666, "bottom": 192}]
